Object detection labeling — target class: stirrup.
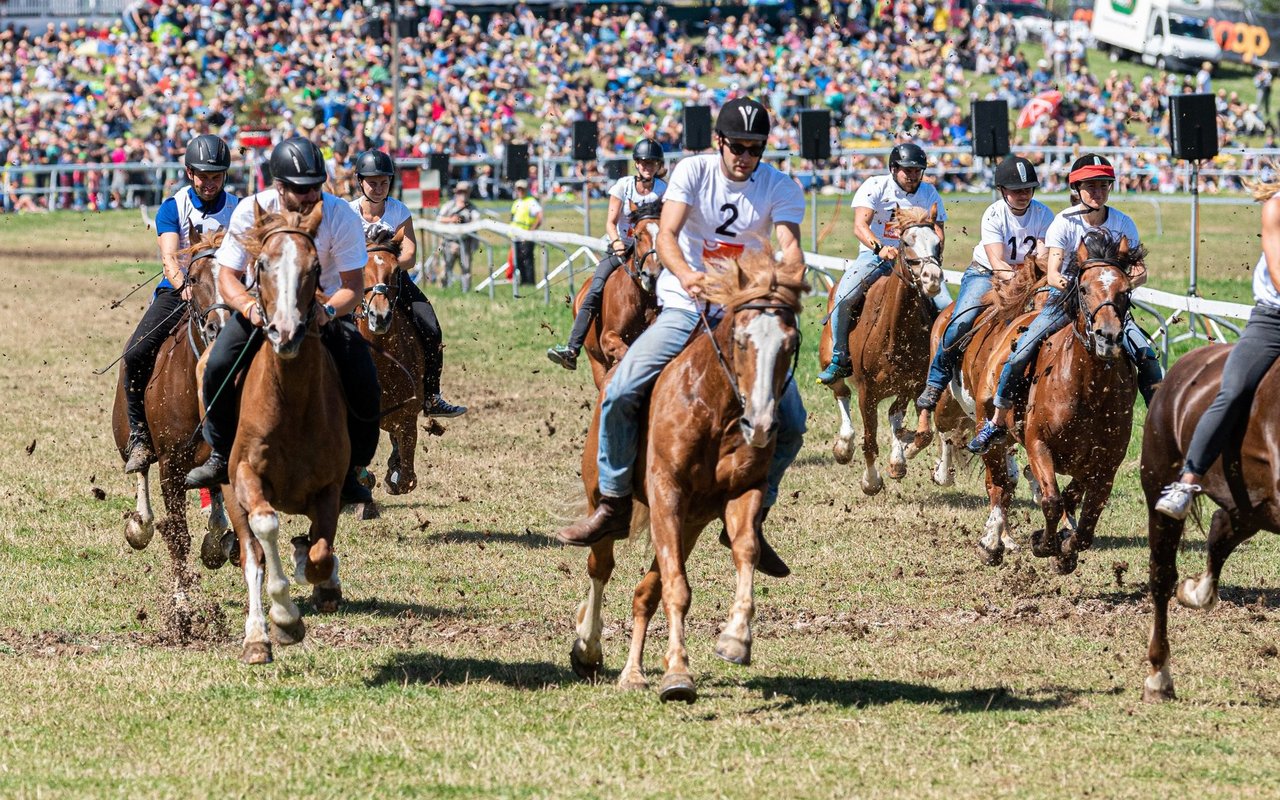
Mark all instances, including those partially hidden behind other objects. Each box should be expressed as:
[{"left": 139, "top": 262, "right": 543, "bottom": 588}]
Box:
[{"left": 123, "top": 433, "right": 156, "bottom": 474}]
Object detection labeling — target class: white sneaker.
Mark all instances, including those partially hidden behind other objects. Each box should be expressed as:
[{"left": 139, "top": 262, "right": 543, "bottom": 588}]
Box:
[{"left": 1155, "top": 482, "right": 1202, "bottom": 521}]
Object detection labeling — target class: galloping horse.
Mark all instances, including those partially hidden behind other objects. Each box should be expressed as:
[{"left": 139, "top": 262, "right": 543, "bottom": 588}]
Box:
[
  {"left": 568, "top": 250, "right": 806, "bottom": 703},
  {"left": 818, "top": 205, "right": 944, "bottom": 494},
  {"left": 957, "top": 231, "right": 1143, "bottom": 572},
  {"left": 356, "top": 227, "right": 424, "bottom": 496},
  {"left": 222, "top": 203, "right": 349, "bottom": 665},
  {"left": 575, "top": 199, "right": 664, "bottom": 388},
  {"left": 1141, "top": 348, "right": 1280, "bottom": 701},
  {"left": 111, "top": 228, "right": 232, "bottom": 636}
]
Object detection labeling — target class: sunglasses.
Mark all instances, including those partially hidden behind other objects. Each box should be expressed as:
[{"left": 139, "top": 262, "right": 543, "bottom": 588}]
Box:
[
  {"left": 280, "top": 181, "right": 319, "bottom": 194},
  {"left": 722, "top": 140, "right": 766, "bottom": 157}
]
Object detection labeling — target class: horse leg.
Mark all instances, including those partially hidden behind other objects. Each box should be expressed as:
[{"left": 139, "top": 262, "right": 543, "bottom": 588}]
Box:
[
  {"left": 977, "top": 449, "right": 1016, "bottom": 566},
  {"left": 1177, "top": 509, "right": 1257, "bottom": 611},
  {"left": 303, "top": 483, "right": 343, "bottom": 615},
  {"left": 653, "top": 490, "right": 697, "bottom": 703},
  {"left": 932, "top": 427, "right": 957, "bottom": 487},
  {"left": 234, "top": 466, "right": 302, "bottom": 643},
  {"left": 886, "top": 400, "right": 910, "bottom": 480},
  {"left": 858, "top": 389, "right": 883, "bottom": 495},
  {"left": 1026, "top": 441, "right": 1066, "bottom": 564},
  {"left": 200, "top": 488, "right": 234, "bottom": 570},
  {"left": 158, "top": 466, "right": 195, "bottom": 641},
  {"left": 715, "top": 492, "right": 763, "bottom": 666},
  {"left": 395, "top": 419, "right": 419, "bottom": 494},
  {"left": 831, "top": 379, "right": 857, "bottom": 466},
  {"left": 571, "top": 539, "right": 616, "bottom": 682},
  {"left": 1145, "top": 509, "right": 1184, "bottom": 702},
  {"left": 227, "top": 495, "right": 271, "bottom": 664},
  {"left": 124, "top": 469, "right": 156, "bottom": 550},
  {"left": 619, "top": 558, "right": 662, "bottom": 692},
  {"left": 384, "top": 438, "right": 403, "bottom": 495}
]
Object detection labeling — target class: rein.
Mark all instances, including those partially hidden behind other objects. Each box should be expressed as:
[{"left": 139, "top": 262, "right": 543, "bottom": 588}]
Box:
[
  {"left": 698, "top": 300, "right": 801, "bottom": 411},
  {"left": 1070, "top": 258, "right": 1130, "bottom": 349}
]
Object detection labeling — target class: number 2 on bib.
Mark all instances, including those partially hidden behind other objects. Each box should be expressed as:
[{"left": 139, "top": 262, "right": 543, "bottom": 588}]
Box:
[{"left": 715, "top": 203, "right": 739, "bottom": 237}]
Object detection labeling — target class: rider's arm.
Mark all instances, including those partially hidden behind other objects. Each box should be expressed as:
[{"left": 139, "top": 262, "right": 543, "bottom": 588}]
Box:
[
  {"left": 604, "top": 195, "right": 624, "bottom": 253},
  {"left": 854, "top": 206, "right": 897, "bottom": 261},
  {"left": 1263, "top": 195, "right": 1280, "bottom": 293},
  {"left": 983, "top": 242, "right": 1016, "bottom": 278},
  {"left": 395, "top": 217, "right": 417, "bottom": 270},
  {"left": 657, "top": 198, "right": 703, "bottom": 297},
  {"left": 217, "top": 264, "right": 262, "bottom": 326},
  {"left": 329, "top": 269, "right": 363, "bottom": 318},
  {"left": 774, "top": 221, "right": 805, "bottom": 281},
  {"left": 158, "top": 231, "right": 185, "bottom": 290},
  {"left": 1045, "top": 246, "right": 1068, "bottom": 290}
]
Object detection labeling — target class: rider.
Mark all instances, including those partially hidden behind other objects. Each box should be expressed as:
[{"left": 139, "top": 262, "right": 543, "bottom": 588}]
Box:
[
  {"left": 916, "top": 156, "right": 1053, "bottom": 413},
  {"left": 1155, "top": 180, "right": 1280, "bottom": 519},
  {"left": 121, "top": 133, "right": 239, "bottom": 473},
  {"left": 556, "top": 97, "right": 806, "bottom": 579},
  {"left": 967, "top": 153, "right": 1164, "bottom": 454},
  {"left": 546, "top": 137, "right": 668, "bottom": 370},
  {"left": 818, "top": 142, "right": 948, "bottom": 385},
  {"left": 184, "top": 137, "right": 380, "bottom": 506},
  {"left": 350, "top": 149, "right": 466, "bottom": 418}
]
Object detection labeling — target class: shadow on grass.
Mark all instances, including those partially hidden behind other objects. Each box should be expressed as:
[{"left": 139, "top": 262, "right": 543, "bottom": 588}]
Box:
[
  {"left": 431, "top": 528, "right": 560, "bottom": 550},
  {"left": 1088, "top": 534, "right": 1204, "bottom": 553},
  {"left": 745, "top": 676, "right": 1081, "bottom": 713},
  {"left": 334, "top": 597, "right": 471, "bottom": 620},
  {"left": 365, "top": 651, "right": 577, "bottom": 689}
]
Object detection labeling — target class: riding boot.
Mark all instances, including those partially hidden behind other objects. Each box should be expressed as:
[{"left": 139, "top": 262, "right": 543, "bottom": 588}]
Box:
[
  {"left": 718, "top": 506, "right": 789, "bottom": 578},
  {"left": 123, "top": 430, "right": 156, "bottom": 474},
  {"left": 557, "top": 494, "right": 633, "bottom": 546},
  {"left": 184, "top": 451, "right": 229, "bottom": 489}
]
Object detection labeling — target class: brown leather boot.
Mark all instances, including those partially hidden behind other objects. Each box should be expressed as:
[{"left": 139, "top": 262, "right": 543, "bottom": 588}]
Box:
[
  {"left": 557, "top": 494, "right": 633, "bottom": 546},
  {"left": 718, "top": 506, "right": 790, "bottom": 578}
]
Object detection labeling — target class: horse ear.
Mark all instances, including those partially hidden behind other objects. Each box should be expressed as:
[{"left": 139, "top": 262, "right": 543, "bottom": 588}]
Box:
[
  {"left": 392, "top": 226, "right": 406, "bottom": 243},
  {"left": 1075, "top": 238, "right": 1089, "bottom": 266},
  {"left": 928, "top": 203, "right": 938, "bottom": 222},
  {"left": 302, "top": 201, "right": 324, "bottom": 232},
  {"left": 1117, "top": 235, "right": 1130, "bottom": 256},
  {"left": 254, "top": 201, "right": 266, "bottom": 223},
  {"left": 188, "top": 222, "right": 202, "bottom": 246}
]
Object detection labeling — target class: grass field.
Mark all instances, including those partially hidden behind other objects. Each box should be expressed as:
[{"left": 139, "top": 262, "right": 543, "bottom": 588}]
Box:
[{"left": 2, "top": 204, "right": 1279, "bottom": 799}]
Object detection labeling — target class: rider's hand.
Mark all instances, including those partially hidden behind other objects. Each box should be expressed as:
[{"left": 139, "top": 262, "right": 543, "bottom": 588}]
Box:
[
  {"left": 879, "top": 245, "right": 900, "bottom": 263},
  {"left": 178, "top": 281, "right": 192, "bottom": 301},
  {"left": 1050, "top": 273, "right": 1070, "bottom": 291},
  {"left": 679, "top": 270, "right": 706, "bottom": 298},
  {"left": 611, "top": 240, "right": 628, "bottom": 257},
  {"left": 245, "top": 304, "right": 264, "bottom": 327}
]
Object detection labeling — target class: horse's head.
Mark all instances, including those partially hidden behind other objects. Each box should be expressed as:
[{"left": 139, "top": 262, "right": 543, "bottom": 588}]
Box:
[
  {"left": 627, "top": 199, "right": 664, "bottom": 295},
  {"left": 181, "top": 226, "right": 229, "bottom": 346},
  {"left": 243, "top": 201, "right": 324, "bottom": 358},
  {"left": 704, "top": 248, "right": 808, "bottom": 449},
  {"left": 1070, "top": 230, "right": 1145, "bottom": 360},
  {"left": 362, "top": 225, "right": 404, "bottom": 335},
  {"left": 893, "top": 205, "right": 944, "bottom": 297}
]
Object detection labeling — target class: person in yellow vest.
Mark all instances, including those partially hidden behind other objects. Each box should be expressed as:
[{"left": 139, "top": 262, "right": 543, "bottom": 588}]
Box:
[{"left": 510, "top": 179, "right": 543, "bottom": 288}]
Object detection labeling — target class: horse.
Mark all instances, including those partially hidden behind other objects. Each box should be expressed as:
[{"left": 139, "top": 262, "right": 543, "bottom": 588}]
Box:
[
  {"left": 956, "top": 231, "right": 1144, "bottom": 572},
  {"left": 356, "top": 226, "right": 424, "bottom": 496},
  {"left": 817, "top": 205, "right": 944, "bottom": 494},
  {"left": 221, "top": 202, "right": 350, "bottom": 665},
  {"left": 575, "top": 199, "right": 664, "bottom": 389},
  {"left": 567, "top": 249, "right": 807, "bottom": 703},
  {"left": 110, "top": 227, "right": 233, "bottom": 638},
  {"left": 1141, "top": 347, "right": 1280, "bottom": 701}
]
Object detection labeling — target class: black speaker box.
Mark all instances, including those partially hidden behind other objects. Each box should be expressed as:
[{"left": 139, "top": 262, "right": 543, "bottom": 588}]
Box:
[
  {"left": 798, "top": 109, "right": 831, "bottom": 161},
  {"left": 683, "top": 105, "right": 712, "bottom": 151},
  {"left": 573, "top": 120, "right": 598, "bottom": 162},
  {"left": 1169, "top": 93, "right": 1219, "bottom": 161},
  {"left": 605, "top": 158, "right": 628, "bottom": 181},
  {"left": 504, "top": 143, "right": 529, "bottom": 183},
  {"left": 970, "top": 100, "right": 1010, "bottom": 159},
  {"left": 427, "top": 152, "right": 449, "bottom": 185}
]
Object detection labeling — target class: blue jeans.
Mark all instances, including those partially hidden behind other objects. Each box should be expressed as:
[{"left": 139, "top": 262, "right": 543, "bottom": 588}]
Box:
[
  {"left": 926, "top": 265, "right": 992, "bottom": 390},
  {"left": 993, "top": 290, "right": 1162, "bottom": 409},
  {"left": 830, "top": 249, "right": 952, "bottom": 363},
  {"left": 598, "top": 308, "right": 806, "bottom": 507}
]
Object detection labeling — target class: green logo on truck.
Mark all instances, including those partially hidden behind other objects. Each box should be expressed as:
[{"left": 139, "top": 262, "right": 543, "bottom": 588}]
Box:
[{"left": 1110, "top": 0, "right": 1136, "bottom": 13}]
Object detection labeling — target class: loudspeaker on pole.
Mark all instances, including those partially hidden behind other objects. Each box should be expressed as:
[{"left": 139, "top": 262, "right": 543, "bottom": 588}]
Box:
[
  {"left": 427, "top": 152, "right": 450, "bottom": 187},
  {"left": 970, "top": 100, "right": 1010, "bottom": 159},
  {"left": 1168, "top": 93, "right": 1219, "bottom": 161},
  {"left": 573, "top": 120, "right": 598, "bottom": 162},
  {"left": 683, "top": 105, "right": 712, "bottom": 151},
  {"left": 504, "top": 143, "right": 529, "bottom": 183},
  {"left": 798, "top": 109, "right": 831, "bottom": 161}
]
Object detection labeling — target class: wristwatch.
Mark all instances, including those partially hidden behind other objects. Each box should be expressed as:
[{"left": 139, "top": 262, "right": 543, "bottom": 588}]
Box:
[
  {"left": 871, "top": 241, "right": 884, "bottom": 256},
  {"left": 323, "top": 303, "right": 337, "bottom": 320}
]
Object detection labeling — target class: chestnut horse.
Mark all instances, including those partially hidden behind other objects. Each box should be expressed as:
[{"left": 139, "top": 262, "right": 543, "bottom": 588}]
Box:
[
  {"left": 575, "top": 199, "right": 664, "bottom": 388},
  {"left": 568, "top": 251, "right": 806, "bottom": 703},
  {"left": 222, "top": 203, "right": 349, "bottom": 665},
  {"left": 818, "top": 205, "right": 944, "bottom": 494},
  {"left": 357, "top": 226, "right": 425, "bottom": 496},
  {"left": 111, "top": 229, "right": 232, "bottom": 636},
  {"left": 1141, "top": 347, "right": 1280, "bottom": 701},
  {"left": 954, "top": 232, "right": 1143, "bottom": 572}
]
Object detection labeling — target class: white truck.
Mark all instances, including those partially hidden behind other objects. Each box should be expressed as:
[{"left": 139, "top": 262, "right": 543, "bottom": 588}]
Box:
[{"left": 1090, "top": 0, "right": 1222, "bottom": 72}]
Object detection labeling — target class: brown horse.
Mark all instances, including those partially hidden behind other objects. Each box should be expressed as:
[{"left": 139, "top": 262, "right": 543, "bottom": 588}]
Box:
[
  {"left": 818, "top": 205, "right": 944, "bottom": 494},
  {"left": 111, "top": 228, "right": 233, "bottom": 636},
  {"left": 568, "top": 251, "right": 806, "bottom": 703},
  {"left": 1141, "top": 347, "right": 1280, "bottom": 701},
  {"left": 356, "top": 227, "right": 425, "bottom": 496},
  {"left": 222, "top": 202, "right": 349, "bottom": 665},
  {"left": 956, "top": 232, "right": 1144, "bottom": 572},
  {"left": 575, "top": 199, "right": 664, "bottom": 388}
]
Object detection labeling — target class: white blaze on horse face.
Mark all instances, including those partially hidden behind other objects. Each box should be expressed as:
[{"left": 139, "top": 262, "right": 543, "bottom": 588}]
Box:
[
  {"left": 1097, "top": 268, "right": 1118, "bottom": 293},
  {"left": 269, "top": 238, "right": 304, "bottom": 344},
  {"left": 742, "top": 313, "right": 787, "bottom": 445},
  {"left": 903, "top": 227, "right": 944, "bottom": 296}
]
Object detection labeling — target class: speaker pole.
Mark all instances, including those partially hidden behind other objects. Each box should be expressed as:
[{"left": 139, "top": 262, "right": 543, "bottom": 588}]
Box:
[
  {"left": 584, "top": 167, "right": 591, "bottom": 241},
  {"left": 810, "top": 163, "right": 819, "bottom": 254},
  {"left": 1170, "top": 159, "right": 1215, "bottom": 347}
]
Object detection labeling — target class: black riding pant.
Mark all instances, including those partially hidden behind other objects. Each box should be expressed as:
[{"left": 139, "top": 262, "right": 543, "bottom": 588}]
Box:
[
  {"left": 395, "top": 274, "right": 444, "bottom": 398},
  {"left": 1184, "top": 303, "right": 1280, "bottom": 476},
  {"left": 201, "top": 313, "right": 381, "bottom": 469},
  {"left": 122, "top": 287, "right": 186, "bottom": 433},
  {"left": 566, "top": 252, "right": 627, "bottom": 352}
]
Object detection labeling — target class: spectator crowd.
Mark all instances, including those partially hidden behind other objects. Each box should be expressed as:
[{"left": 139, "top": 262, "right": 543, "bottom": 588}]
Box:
[{"left": 1, "top": 0, "right": 1277, "bottom": 212}]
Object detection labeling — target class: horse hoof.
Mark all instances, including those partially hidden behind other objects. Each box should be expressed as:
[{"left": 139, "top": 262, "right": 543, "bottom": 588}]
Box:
[
  {"left": 977, "top": 541, "right": 1004, "bottom": 567},
  {"left": 311, "top": 585, "right": 342, "bottom": 614},
  {"left": 569, "top": 645, "right": 602, "bottom": 682},
  {"left": 931, "top": 463, "right": 955, "bottom": 487},
  {"left": 346, "top": 501, "right": 380, "bottom": 521},
  {"left": 861, "top": 477, "right": 884, "bottom": 496},
  {"left": 124, "top": 512, "right": 154, "bottom": 550},
  {"left": 1142, "top": 685, "right": 1177, "bottom": 703},
  {"left": 1000, "top": 533, "right": 1019, "bottom": 552},
  {"left": 1029, "top": 529, "right": 1056, "bottom": 559},
  {"left": 228, "top": 532, "right": 242, "bottom": 568},
  {"left": 385, "top": 477, "right": 403, "bottom": 496},
  {"left": 658, "top": 673, "right": 697, "bottom": 704},
  {"left": 833, "top": 439, "right": 854, "bottom": 465},
  {"left": 270, "top": 617, "right": 306, "bottom": 646},
  {"left": 619, "top": 677, "right": 649, "bottom": 692},
  {"left": 1053, "top": 551, "right": 1079, "bottom": 576},
  {"left": 200, "top": 529, "right": 228, "bottom": 570},
  {"left": 241, "top": 642, "right": 272, "bottom": 665},
  {"left": 714, "top": 636, "right": 752, "bottom": 666},
  {"left": 887, "top": 461, "right": 907, "bottom": 480}
]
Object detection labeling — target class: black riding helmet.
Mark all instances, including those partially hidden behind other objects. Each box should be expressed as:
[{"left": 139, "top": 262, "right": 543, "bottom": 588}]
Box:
[
  {"left": 355, "top": 149, "right": 396, "bottom": 178},
  {"left": 185, "top": 134, "right": 231, "bottom": 173},
  {"left": 632, "top": 138, "right": 664, "bottom": 162},
  {"left": 715, "top": 97, "right": 771, "bottom": 142},
  {"left": 994, "top": 156, "right": 1039, "bottom": 190},
  {"left": 889, "top": 143, "right": 928, "bottom": 170},
  {"left": 268, "top": 137, "right": 327, "bottom": 187}
]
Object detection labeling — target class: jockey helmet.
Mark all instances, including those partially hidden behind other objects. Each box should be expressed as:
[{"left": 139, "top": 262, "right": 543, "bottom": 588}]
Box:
[
  {"left": 632, "top": 138, "right": 664, "bottom": 162},
  {"left": 1068, "top": 153, "right": 1115, "bottom": 188},
  {"left": 269, "top": 137, "right": 328, "bottom": 187},
  {"left": 184, "top": 134, "right": 231, "bottom": 173},
  {"left": 889, "top": 143, "right": 928, "bottom": 170},
  {"left": 355, "top": 149, "right": 396, "bottom": 179},
  {"left": 994, "top": 156, "right": 1039, "bottom": 190},
  {"left": 715, "top": 97, "right": 771, "bottom": 142}
]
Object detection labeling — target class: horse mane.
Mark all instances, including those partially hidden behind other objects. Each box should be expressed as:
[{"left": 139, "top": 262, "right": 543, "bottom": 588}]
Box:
[
  {"left": 702, "top": 247, "right": 809, "bottom": 313},
  {"left": 987, "top": 250, "right": 1048, "bottom": 327},
  {"left": 891, "top": 205, "right": 932, "bottom": 229},
  {"left": 178, "top": 229, "right": 226, "bottom": 261},
  {"left": 366, "top": 225, "right": 403, "bottom": 256},
  {"left": 1051, "top": 229, "right": 1148, "bottom": 317},
  {"left": 628, "top": 199, "right": 663, "bottom": 226},
  {"left": 239, "top": 209, "right": 314, "bottom": 261}
]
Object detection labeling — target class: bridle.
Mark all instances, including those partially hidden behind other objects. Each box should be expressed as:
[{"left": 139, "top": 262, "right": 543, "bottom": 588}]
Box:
[
  {"left": 360, "top": 243, "right": 402, "bottom": 320},
  {"left": 185, "top": 246, "right": 233, "bottom": 352},
  {"left": 698, "top": 300, "right": 801, "bottom": 412},
  {"left": 1071, "top": 257, "right": 1130, "bottom": 349},
  {"left": 248, "top": 226, "right": 322, "bottom": 330},
  {"left": 622, "top": 206, "right": 663, "bottom": 292},
  {"left": 891, "top": 220, "right": 943, "bottom": 291}
]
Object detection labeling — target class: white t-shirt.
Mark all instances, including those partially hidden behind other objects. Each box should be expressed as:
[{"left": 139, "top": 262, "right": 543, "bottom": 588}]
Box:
[
  {"left": 348, "top": 196, "right": 413, "bottom": 238},
  {"left": 971, "top": 198, "right": 1054, "bottom": 272},
  {"left": 1044, "top": 204, "right": 1141, "bottom": 278},
  {"left": 607, "top": 175, "right": 667, "bottom": 240},
  {"left": 659, "top": 154, "right": 806, "bottom": 313},
  {"left": 850, "top": 174, "right": 947, "bottom": 255},
  {"left": 1252, "top": 253, "right": 1280, "bottom": 309},
  {"left": 216, "top": 189, "right": 368, "bottom": 296}
]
